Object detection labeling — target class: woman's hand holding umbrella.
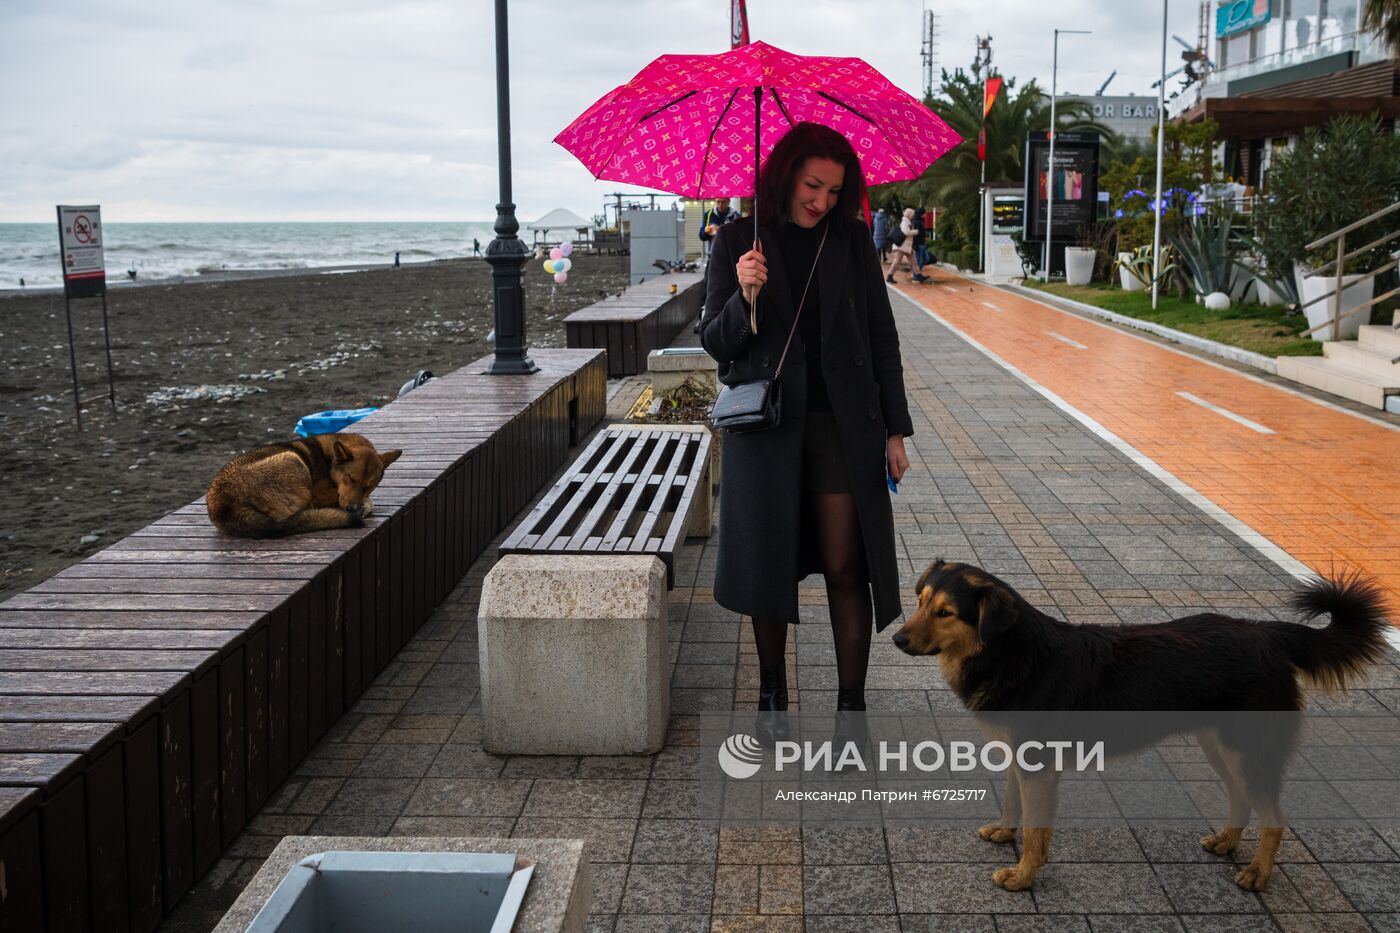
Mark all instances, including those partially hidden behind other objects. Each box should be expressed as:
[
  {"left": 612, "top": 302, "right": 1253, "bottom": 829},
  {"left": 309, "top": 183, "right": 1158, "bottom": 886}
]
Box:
[{"left": 736, "top": 241, "right": 766, "bottom": 333}]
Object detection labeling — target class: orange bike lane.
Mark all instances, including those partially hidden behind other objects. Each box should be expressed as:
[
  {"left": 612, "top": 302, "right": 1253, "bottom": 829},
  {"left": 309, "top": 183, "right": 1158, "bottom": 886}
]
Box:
[{"left": 892, "top": 274, "right": 1400, "bottom": 614}]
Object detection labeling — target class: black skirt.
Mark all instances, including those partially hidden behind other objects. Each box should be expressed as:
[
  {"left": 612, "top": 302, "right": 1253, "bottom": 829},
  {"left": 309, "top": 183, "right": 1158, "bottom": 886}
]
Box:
[{"left": 800, "top": 411, "right": 852, "bottom": 494}]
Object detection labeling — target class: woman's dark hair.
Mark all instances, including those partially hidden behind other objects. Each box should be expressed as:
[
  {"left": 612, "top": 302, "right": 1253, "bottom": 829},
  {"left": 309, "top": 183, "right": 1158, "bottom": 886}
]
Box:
[{"left": 756, "top": 122, "right": 867, "bottom": 229}]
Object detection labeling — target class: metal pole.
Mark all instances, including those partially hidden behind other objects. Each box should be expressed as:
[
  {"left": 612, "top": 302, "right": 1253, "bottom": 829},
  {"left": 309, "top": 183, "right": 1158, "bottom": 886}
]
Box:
[
  {"left": 100, "top": 292, "right": 116, "bottom": 408},
  {"left": 978, "top": 156, "right": 987, "bottom": 273},
  {"left": 1331, "top": 235, "right": 1345, "bottom": 340},
  {"left": 484, "top": 0, "right": 538, "bottom": 375},
  {"left": 750, "top": 85, "right": 763, "bottom": 334},
  {"left": 1151, "top": 0, "right": 1169, "bottom": 309},
  {"left": 63, "top": 296, "right": 83, "bottom": 431},
  {"left": 1044, "top": 30, "right": 1058, "bottom": 280}
]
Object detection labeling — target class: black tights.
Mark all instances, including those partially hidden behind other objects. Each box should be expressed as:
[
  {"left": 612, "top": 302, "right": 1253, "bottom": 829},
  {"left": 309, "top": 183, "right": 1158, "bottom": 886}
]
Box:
[{"left": 751, "top": 491, "right": 872, "bottom": 694}]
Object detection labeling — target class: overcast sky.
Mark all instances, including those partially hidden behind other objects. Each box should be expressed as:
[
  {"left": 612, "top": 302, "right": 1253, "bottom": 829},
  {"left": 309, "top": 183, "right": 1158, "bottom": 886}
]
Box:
[{"left": 0, "top": 0, "right": 1198, "bottom": 224}]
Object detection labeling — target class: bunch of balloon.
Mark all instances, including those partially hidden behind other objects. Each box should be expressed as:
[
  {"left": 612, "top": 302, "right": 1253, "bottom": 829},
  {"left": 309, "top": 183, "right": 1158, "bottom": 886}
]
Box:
[{"left": 541, "top": 241, "right": 573, "bottom": 284}]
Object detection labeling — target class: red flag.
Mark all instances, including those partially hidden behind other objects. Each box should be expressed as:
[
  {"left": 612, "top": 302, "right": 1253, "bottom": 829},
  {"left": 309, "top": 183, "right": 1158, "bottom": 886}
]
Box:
[
  {"left": 983, "top": 76, "right": 1003, "bottom": 118},
  {"left": 977, "top": 126, "right": 986, "bottom": 161},
  {"left": 731, "top": 0, "right": 750, "bottom": 48}
]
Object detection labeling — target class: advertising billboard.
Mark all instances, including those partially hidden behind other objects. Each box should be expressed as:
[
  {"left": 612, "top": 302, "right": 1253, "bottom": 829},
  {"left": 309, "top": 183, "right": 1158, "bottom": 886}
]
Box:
[{"left": 1023, "top": 132, "right": 1101, "bottom": 242}]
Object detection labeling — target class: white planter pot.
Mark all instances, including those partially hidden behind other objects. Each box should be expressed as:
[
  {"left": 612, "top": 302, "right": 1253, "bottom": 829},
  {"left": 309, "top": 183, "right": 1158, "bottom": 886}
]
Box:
[
  {"left": 1294, "top": 263, "right": 1372, "bottom": 341},
  {"left": 1065, "top": 247, "right": 1096, "bottom": 286},
  {"left": 1117, "top": 252, "right": 1144, "bottom": 292},
  {"left": 1252, "top": 277, "right": 1285, "bottom": 306}
]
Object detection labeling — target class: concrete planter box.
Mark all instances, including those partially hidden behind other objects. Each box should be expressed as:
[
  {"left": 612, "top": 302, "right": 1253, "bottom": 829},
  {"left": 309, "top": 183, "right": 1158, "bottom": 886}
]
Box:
[
  {"left": 247, "top": 851, "right": 530, "bottom": 933},
  {"left": 215, "top": 837, "right": 589, "bottom": 933},
  {"left": 647, "top": 347, "right": 718, "bottom": 394}
]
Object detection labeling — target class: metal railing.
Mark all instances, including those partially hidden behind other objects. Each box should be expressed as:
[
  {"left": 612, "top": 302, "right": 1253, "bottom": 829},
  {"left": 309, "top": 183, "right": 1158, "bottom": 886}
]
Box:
[{"left": 1299, "top": 200, "right": 1400, "bottom": 350}]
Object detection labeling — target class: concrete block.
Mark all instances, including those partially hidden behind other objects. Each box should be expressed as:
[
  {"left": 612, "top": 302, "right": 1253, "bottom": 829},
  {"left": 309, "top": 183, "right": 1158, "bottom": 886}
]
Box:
[
  {"left": 647, "top": 348, "right": 718, "bottom": 395},
  {"left": 479, "top": 555, "right": 669, "bottom": 755}
]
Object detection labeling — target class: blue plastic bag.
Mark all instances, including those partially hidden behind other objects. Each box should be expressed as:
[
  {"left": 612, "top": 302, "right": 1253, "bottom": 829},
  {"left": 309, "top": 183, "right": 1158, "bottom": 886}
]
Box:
[{"left": 294, "top": 407, "right": 378, "bottom": 438}]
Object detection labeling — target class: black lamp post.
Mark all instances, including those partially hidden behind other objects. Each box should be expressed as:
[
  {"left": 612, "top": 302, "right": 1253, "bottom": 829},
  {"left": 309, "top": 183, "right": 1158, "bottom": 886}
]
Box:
[{"left": 484, "top": 0, "right": 538, "bottom": 375}]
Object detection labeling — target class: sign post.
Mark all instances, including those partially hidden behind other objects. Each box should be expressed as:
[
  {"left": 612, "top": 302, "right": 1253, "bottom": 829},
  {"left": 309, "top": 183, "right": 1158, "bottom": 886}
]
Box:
[{"left": 56, "top": 204, "right": 117, "bottom": 430}]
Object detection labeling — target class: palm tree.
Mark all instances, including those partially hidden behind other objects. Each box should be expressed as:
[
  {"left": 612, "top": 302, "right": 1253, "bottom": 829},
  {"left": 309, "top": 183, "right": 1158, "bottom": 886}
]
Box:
[
  {"left": 876, "top": 62, "right": 1113, "bottom": 252},
  {"left": 1362, "top": 0, "right": 1400, "bottom": 49}
]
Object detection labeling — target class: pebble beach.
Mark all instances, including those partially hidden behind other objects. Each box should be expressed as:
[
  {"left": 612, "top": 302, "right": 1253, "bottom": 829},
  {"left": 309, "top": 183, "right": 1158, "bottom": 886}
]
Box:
[{"left": 0, "top": 254, "right": 629, "bottom": 599}]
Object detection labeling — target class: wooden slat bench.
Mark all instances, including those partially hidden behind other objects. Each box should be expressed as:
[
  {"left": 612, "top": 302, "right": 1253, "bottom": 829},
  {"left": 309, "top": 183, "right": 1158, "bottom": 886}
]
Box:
[
  {"left": 481, "top": 423, "right": 714, "bottom": 756},
  {"left": 564, "top": 273, "right": 705, "bottom": 377},
  {"left": 0, "top": 348, "right": 607, "bottom": 933},
  {"left": 497, "top": 424, "right": 713, "bottom": 588}
]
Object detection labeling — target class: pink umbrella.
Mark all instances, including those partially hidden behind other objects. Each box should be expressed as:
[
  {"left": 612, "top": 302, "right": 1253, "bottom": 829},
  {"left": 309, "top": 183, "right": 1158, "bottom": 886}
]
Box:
[{"left": 554, "top": 40, "right": 962, "bottom": 201}]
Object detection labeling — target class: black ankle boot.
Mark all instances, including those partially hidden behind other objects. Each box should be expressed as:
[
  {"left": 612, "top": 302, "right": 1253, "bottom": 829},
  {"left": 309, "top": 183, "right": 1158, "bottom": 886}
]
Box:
[
  {"left": 758, "top": 664, "right": 789, "bottom": 711},
  {"left": 755, "top": 664, "right": 790, "bottom": 747},
  {"left": 833, "top": 687, "right": 870, "bottom": 772}
]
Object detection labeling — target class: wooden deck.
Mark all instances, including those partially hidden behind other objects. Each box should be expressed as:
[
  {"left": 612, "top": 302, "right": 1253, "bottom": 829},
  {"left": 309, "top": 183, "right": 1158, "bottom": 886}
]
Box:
[
  {"left": 564, "top": 272, "right": 705, "bottom": 377},
  {"left": 0, "top": 348, "right": 606, "bottom": 933}
]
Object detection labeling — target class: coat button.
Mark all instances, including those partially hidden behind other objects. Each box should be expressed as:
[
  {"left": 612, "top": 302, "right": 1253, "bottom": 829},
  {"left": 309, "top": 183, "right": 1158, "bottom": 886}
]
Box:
[
  {"left": 761, "top": 354, "right": 772, "bottom": 368},
  {"left": 867, "top": 408, "right": 877, "bottom": 420},
  {"left": 854, "top": 355, "right": 864, "bottom": 366}
]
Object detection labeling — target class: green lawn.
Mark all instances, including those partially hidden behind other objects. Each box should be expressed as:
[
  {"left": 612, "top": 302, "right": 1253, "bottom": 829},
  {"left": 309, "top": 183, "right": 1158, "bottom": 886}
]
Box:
[{"left": 1021, "top": 281, "right": 1324, "bottom": 358}]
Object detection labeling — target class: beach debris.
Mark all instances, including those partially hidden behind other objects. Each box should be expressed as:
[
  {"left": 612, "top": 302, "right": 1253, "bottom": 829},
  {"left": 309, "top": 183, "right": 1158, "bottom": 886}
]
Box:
[
  {"left": 239, "top": 368, "right": 288, "bottom": 381},
  {"left": 79, "top": 534, "right": 99, "bottom": 546},
  {"left": 145, "top": 384, "right": 267, "bottom": 408}
]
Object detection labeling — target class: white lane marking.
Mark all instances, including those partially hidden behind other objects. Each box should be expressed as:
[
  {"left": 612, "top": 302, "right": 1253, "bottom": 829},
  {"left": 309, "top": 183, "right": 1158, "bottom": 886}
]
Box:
[
  {"left": 1047, "top": 331, "right": 1088, "bottom": 350},
  {"left": 1176, "top": 391, "right": 1276, "bottom": 435},
  {"left": 981, "top": 301, "right": 1005, "bottom": 314},
  {"left": 941, "top": 285, "right": 960, "bottom": 294},
  {"left": 997, "top": 278, "right": 1400, "bottom": 434}
]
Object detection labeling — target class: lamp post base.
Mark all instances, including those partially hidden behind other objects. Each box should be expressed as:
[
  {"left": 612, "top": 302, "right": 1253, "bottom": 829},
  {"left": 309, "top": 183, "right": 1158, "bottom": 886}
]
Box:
[{"left": 484, "top": 202, "right": 539, "bottom": 376}]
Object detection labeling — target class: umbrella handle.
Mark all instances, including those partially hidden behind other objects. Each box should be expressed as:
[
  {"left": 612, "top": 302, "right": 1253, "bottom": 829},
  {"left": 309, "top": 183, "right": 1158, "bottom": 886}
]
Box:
[{"left": 752, "top": 85, "right": 762, "bottom": 334}]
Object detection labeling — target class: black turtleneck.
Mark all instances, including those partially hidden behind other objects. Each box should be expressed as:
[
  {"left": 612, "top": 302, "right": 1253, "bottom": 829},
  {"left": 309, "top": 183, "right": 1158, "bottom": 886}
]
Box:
[{"left": 774, "top": 218, "right": 831, "bottom": 412}]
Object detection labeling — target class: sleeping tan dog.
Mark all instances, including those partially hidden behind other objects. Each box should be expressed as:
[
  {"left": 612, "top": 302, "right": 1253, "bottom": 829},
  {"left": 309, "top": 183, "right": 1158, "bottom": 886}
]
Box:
[{"left": 206, "top": 433, "right": 401, "bottom": 537}]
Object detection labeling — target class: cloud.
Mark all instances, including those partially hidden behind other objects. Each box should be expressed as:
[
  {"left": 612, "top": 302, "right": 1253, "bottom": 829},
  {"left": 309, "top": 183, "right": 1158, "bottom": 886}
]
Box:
[{"left": 0, "top": 0, "right": 1199, "bottom": 222}]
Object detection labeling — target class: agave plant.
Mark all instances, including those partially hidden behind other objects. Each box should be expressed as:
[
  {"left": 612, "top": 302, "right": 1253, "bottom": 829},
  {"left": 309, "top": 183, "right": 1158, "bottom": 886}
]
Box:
[
  {"left": 1166, "top": 210, "right": 1241, "bottom": 299},
  {"left": 1113, "top": 244, "right": 1178, "bottom": 291}
]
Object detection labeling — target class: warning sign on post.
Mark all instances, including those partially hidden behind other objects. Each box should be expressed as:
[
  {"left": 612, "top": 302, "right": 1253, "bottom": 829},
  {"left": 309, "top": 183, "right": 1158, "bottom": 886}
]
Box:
[{"left": 57, "top": 204, "right": 106, "bottom": 298}]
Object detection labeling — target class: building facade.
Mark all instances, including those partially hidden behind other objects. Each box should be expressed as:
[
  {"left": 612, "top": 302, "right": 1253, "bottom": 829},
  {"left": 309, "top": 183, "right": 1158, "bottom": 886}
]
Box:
[{"left": 1178, "top": 0, "right": 1398, "bottom": 189}]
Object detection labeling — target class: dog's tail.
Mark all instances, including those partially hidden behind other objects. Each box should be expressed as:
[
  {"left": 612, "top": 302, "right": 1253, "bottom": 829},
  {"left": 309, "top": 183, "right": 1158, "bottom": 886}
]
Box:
[{"left": 1270, "top": 573, "right": 1392, "bottom": 692}]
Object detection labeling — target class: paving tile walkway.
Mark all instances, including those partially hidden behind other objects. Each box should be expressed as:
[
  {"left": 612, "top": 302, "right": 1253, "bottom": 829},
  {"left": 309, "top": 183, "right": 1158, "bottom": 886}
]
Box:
[{"left": 160, "top": 286, "right": 1400, "bottom": 932}]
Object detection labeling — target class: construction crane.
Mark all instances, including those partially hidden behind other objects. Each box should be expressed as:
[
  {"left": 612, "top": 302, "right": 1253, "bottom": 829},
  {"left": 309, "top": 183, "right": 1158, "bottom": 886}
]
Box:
[{"left": 1097, "top": 70, "right": 1117, "bottom": 95}]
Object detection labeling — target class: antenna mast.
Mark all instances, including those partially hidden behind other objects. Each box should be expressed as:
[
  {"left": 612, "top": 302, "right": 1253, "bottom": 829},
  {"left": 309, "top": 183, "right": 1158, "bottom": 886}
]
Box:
[{"left": 921, "top": 5, "right": 941, "bottom": 99}]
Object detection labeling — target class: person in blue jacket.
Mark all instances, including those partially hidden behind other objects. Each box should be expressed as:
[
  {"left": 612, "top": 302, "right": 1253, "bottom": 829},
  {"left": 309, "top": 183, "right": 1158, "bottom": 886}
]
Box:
[{"left": 872, "top": 208, "right": 890, "bottom": 262}]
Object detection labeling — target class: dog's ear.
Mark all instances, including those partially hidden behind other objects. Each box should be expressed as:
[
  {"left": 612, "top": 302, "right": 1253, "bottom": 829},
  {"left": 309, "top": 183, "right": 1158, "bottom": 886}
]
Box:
[
  {"left": 915, "top": 558, "right": 946, "bottom": 595},
  {"left": 380, "top": 449, "right": 403, "bottom": 468},
  {"left": 975, "top": 582, "right": 1016, "bottom": 644},
  {"left": 332, "top": 440, "right": 353, "bottom": 465}
]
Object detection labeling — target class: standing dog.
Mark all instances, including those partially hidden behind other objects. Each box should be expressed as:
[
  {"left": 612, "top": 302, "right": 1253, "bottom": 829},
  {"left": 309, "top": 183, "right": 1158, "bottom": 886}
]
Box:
[
  {"left": 893, "top": 560, "right": 1389, "bottom": 893},
  {"left": 207, "top": 433, "right": 401, "bottom": 537}
]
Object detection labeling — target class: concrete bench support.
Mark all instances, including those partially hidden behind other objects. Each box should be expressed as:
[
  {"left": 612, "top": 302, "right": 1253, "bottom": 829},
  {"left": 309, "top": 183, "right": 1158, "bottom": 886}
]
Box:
[{"left": 478, "top": 555, "right": 669, "bottom": 755}]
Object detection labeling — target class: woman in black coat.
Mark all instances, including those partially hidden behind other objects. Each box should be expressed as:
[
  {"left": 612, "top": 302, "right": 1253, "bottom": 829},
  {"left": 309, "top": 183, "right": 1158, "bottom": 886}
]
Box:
[{"left": 698, "top": 122, "right": 913, "bottom": 720}]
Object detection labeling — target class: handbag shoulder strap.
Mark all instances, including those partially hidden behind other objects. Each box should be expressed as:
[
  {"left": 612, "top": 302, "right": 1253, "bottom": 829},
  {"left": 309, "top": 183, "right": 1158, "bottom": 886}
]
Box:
[{"left": 772, "top": 221, "right": 829, "bottom": 380}]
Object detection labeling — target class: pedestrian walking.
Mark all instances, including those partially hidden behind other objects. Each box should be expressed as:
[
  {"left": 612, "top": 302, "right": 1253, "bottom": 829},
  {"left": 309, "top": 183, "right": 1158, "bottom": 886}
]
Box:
[
  {"left": 473, "top": 238, "right": 481, "bottom": 256},
  {"left": 872, "top": 208, "right": 889, "bottom": 262},
  {"left": 910, "top": 205, "right": 930, "bottom": 283},
  {"left": 698, "top": 122, "right": 913, "bottom": 738},
  {"left": 884, "top": 208, "right": 916, "bottom": 283},
  {"left": 699, "top": 197, "right": 740, "bottom": 264},
  {"left": 394, "top": 251, "right": 401, "bottom": 268}
]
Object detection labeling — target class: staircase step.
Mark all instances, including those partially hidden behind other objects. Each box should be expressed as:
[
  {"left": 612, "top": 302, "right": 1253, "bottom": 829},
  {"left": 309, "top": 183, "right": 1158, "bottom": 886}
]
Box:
[
  {"left": 1276, "top": 355, "right": 1398, "bottom": 409},
  {"left": 1322, "top": 340, "right": 1400, "bottom": 380},
  {"left": 1358, "top": 324, "right": 1400, "bottom": 358}
]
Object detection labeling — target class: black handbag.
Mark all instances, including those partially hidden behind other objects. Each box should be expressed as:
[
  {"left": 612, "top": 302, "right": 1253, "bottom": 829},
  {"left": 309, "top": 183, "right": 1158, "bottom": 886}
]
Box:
[{"left": 710, "top": 223, "right": 829, "bottom": 434}]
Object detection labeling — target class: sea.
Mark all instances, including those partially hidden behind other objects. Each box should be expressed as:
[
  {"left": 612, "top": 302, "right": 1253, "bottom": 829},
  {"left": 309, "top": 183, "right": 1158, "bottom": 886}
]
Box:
[{"left": 0, "top": 221, "right": 504, "bottom": 290}]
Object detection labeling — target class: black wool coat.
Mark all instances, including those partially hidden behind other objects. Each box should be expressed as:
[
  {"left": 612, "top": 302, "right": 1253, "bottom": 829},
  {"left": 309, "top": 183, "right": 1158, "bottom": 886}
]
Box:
[{"left": 699, "top": 215, "right": 914, "bottom": 629}]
